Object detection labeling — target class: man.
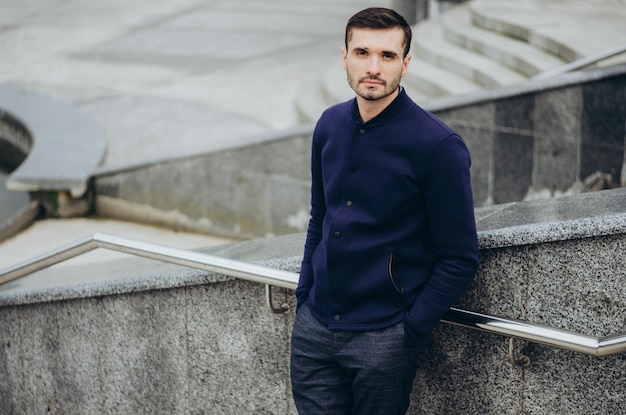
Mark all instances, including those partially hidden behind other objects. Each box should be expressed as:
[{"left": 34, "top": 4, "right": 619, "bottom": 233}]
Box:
[{"left": 290, "top": 7, "right": 479, "bottom": 415}]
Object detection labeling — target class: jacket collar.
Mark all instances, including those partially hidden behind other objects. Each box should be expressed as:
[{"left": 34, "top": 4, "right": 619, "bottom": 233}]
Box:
[{"left": 350, "top": 87, "right": 413, "bottom": 127}]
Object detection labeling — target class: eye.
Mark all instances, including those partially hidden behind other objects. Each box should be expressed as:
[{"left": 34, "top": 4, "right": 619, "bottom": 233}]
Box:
[
  {"left": 382, "top": 52, "right": 397, "bottom": 60},
  {"left": 354, "top": 48, "right": 368, "bottom": 57}
]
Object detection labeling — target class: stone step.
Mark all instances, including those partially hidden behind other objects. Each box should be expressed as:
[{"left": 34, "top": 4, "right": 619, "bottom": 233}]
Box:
[
  {"left": 469, "top": 0, "right": 626, "bottom": 63},
  {"left": 404, "top": 58, "right": 481, "bottom": 97},
  {"left": 295, "top": 57, "right": 435, "bottom": 123},
  {"left": 294, "top": 76, "right": 330, "bottom": 124},
  {"left": 295, "top": 0, "right": 626, "bottom": 124},
  {"left": 294, "top": 57, "right": 350, "bottom": 124},
  {"left": 413, "top": 16, "right": 527, "bottom": 88},
  {"left": 441, "top": 3, "right": 567, "bottom": 77}
]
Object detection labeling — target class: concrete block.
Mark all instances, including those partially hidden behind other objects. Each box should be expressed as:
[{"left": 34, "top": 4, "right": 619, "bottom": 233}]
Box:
[
  {"left": 0, "top": 307, "right": 20, "bottom": 414},
  {"left": 523, "top": 347, "right": 625, "bottom": 414},
  {"left": 98, "top": 290, "right": 188, "bottom": 414},
  {"left": 411, "top": 326, "right": 524, "bottom": 414},
  {"left": 531, "top": 87, "right": 582, "bottom": 193},
  {"left": 492, "top": 95, "right": 535, "bottom": 203},
  {"left": 235, "top": 170, "right": 270, "bottom": 235},
  {"left": 526, "top": 235, "right": 626, "bottom": 336},
  {"left": 436, "top": 102, "right": 495, "bottom": 206},
  {"left": 268, "top": 177, "right": 311, "bottom": 234},
  {"left": 12, "top": 299, "right": 102, "bottom": 414},
  {"left": 580, "top": 79, "right": 626, "bottom": 182},
  {"left": 185, "top": 280, "right": 292, "bottom": 414}
]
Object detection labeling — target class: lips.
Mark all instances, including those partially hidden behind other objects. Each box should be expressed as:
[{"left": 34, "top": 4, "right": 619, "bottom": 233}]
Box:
[{"left": 359, "top": 77, "right": 385, "bottom": 86}]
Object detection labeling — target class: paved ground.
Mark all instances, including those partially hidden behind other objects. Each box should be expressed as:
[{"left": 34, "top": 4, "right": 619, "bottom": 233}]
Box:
[
  {"left": 0, "top": 218, "right": 236, "bottom": 270},
  {"left": 1, "top": 0, "right": 624, "bottom": 270},
  {"left": 0, "top": 0, "right": 380, "bottom": 168},
  {"left": 0, "top": 0, "right": 380, "bottom": 269}
]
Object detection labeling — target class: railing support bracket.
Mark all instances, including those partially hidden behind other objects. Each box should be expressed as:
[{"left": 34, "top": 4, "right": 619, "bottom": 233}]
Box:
[
  {"left": 508, "top": 337, "right": 531, "bottom": 367},
  {"left": 266, "top": 284, "right": 290, "bottom": 314}
]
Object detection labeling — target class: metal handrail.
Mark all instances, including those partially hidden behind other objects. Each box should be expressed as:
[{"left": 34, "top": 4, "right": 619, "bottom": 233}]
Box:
[
  {"left": 532, "top": 43, "right": 626, "bottom": 81},
  {"left": 1, "top": 233, "right": 624, "bottom": 360}
]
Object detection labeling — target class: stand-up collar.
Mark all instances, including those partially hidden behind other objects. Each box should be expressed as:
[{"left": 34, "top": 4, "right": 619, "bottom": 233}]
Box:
[{"left": 350, "top": 87, "right": 413, "bottom": 126}]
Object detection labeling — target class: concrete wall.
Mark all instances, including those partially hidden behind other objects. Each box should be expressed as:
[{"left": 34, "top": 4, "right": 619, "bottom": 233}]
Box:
[
  {"left": 1, "top": 188, "right": 625, "bottom": 414},
  {"left": 432, "top": 64, "right": 626, "bottom": 206},
  {"left": 94, "top": 128, "right": 313, "bottom": 239},
  {"left": 93, "top": 64, "right": 626, "bottom": 238}
]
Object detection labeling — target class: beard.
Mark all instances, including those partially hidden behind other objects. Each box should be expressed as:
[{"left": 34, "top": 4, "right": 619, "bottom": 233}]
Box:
[{"left": 347, "top": 72, "right": 402, "bottom": 101}]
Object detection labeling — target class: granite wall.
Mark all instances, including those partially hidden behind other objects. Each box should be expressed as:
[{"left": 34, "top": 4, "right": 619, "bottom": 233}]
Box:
[
  {"left": 93, "top": 65, "right": 626, "bottom": 238},
  {"left": 94, "top": 128, "right": 313, "bottom": 239},
  {"left": 433, "top": 64, "right": 626, "bottom": 206},
  {"left": 1, "top": 188, "right": 625, "bottom": 414}
]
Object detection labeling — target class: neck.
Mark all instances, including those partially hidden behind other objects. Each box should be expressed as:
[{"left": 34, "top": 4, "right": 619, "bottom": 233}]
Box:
[{"left": 356, "top": 88, "right": 400, "bottom": 123}]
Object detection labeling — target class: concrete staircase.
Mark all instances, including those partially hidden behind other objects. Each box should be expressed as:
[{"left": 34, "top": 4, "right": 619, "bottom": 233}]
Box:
[{"left": 296, "top": 0, "right": 626, "bottom": 122}]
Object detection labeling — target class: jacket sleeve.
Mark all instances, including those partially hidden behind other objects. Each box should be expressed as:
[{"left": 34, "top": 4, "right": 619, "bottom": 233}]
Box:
[
  {"left": 296, "top": 126, "right": 326, "bottom": 311},
  {"left": 404, "top": 134, "right": 479, "bottom": 350}
]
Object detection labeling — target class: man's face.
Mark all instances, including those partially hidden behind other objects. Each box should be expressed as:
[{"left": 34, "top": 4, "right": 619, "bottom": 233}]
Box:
[{"left": 342, "top": 27, "right": 411, "bottom": 102}]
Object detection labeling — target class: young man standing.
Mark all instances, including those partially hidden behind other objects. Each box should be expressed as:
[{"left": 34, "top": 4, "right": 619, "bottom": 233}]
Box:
[{"left": 290, "top": 7, "right": 479, "bottom": 414}]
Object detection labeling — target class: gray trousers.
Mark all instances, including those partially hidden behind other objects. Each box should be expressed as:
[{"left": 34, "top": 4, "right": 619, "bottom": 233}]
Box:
[{"left": 290, "top": 304, "right": 420, "bottom": 415}]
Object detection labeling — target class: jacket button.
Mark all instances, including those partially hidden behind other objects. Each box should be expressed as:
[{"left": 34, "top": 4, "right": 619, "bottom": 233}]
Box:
[
  {"left": 346, "top": 200, "right": 352, "bottom": 207},
  {"left": 334, "top": 231, "right": 341, "bottom": 238},
  {"left": 334, "top": 315, "right": 341, "bottom": 321},
  {"left": 359, "top": 129, "right": 365, "bottom": 135}
]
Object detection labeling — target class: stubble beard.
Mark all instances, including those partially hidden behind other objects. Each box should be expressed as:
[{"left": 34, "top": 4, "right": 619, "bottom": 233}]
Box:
[{"left": 347, "top": 73, "right": 402, "bottom": 101}]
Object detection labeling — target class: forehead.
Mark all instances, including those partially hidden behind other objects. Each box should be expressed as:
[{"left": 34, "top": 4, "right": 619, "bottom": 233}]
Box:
[{"left": 346, "top": 27, "right": 405, "bottom": 53}]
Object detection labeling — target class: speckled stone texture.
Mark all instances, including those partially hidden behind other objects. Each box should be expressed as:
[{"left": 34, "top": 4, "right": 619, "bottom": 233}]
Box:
[
  {"left": 435, "top": 64, "right": 626, "bottom": 206},
  {"left": 410, "top": 232, "right": 626, "bottom": 415},
  {"left": 1, "top": 189, "right": 625, "bottom": 414},
  {"left": 406, "top": 188, "right": 626, "bottom": 415}
]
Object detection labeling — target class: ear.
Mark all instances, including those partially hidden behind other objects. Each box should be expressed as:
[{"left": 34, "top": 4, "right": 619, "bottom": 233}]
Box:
[
  {"left": 341, "top": 46, "right": 348, "bottom": 70},
  {"left": 401, "top": 54, "right": 412, "bottom": 78}
]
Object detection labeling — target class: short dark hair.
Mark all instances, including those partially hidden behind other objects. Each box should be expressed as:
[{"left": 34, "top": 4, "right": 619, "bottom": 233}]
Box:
[{"left": 345, "top": 7, "right": 412, "bottom": 58}]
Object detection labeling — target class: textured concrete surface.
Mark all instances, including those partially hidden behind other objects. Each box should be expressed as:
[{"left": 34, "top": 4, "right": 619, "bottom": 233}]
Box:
[
  {"left": 433, "top": 64, "right": 626, "bottom": 205},
  {"left": 1, "top": 189, "right": 625, "bottom": 414},
  {"left": 0, "top": 0, "right": 385, "bottom": 263},
  {"left": 0, "top": 217, "right": 236, "bottom": 271},
  {"left": 2, "top": 0, "right": 625, "bottom": 257},
  {"left": 0, "top": 0, "right": 381, "bottom": 171},
  {"left": 1, "top": 2, "right": 625, "bottom": 411},
  {"left": 91, "top": 65, "right": 626, "bottom": 238}
]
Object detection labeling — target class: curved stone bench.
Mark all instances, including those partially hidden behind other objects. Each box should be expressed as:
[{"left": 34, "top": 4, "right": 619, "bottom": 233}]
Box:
[{"left": 0, "top": 84, "right": 106, "bottom": 198}]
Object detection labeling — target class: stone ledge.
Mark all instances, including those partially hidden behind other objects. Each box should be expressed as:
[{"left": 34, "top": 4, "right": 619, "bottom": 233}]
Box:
[
  {"left": 476, "top": 188, "right": 626, "bottom": 249},
  {"left": 2, "top": 188, "right": 626, "bottom": 307},
  {"left": 0, "top": 84, "right": 106, "bottom": 197}
]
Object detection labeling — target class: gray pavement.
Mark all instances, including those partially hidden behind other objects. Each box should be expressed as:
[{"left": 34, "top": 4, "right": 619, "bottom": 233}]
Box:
[
  {"left": 0, "top": 218, "right": 237, "bottom": 270},
  {"left": 1, "top": 0, "right": 625, "bottom": 268},
  {"left": 0, "top": 0, "right": 382, "bottom": 169},
  {"left": 0, "top": 0, "right": 382, "bottom": 267},
  {"left": 1, "top": 0, "right": 623, "bottom": 171}
]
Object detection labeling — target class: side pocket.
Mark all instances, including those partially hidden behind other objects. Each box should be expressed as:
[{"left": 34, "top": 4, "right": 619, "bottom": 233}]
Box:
[{"left": 388, "top": 252, "right": 404, "bottom": 295}]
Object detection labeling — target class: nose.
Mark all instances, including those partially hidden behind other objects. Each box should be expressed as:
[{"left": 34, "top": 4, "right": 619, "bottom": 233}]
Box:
[{"left": 366, "top": 56, "right": 381, "bottom": 75}]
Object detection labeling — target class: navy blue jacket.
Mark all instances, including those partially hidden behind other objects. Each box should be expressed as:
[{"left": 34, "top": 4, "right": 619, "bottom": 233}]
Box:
[{"left": 297, "top": 88, "right": 479, "bottom": 350}]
